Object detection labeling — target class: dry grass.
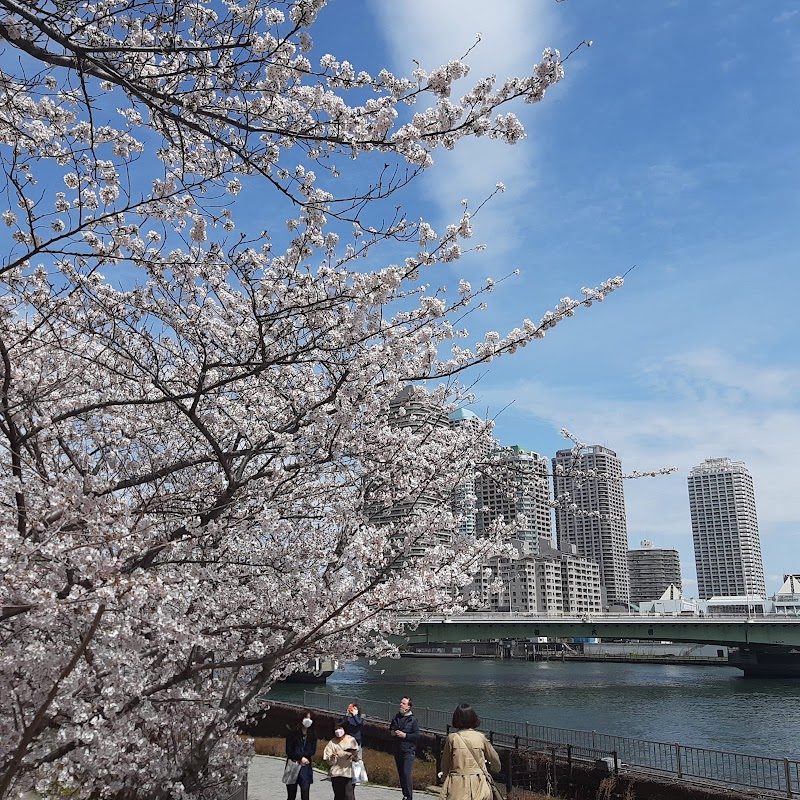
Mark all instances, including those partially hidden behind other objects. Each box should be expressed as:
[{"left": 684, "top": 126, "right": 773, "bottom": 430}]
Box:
[
  {"left": 510, "top": 792, "right": 562, "bottom": 800},
  {"left": 248, "top": 737, "right": 556, "bottom": 799}
]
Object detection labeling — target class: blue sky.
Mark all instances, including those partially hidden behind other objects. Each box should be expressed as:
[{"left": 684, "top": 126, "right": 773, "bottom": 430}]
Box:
[{"left": 312, "top": 1, "right": 800, "bottom": 596}]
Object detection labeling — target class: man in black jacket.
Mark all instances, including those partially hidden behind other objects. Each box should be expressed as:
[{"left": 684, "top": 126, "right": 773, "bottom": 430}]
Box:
[{"left": 389, "top": 696, "right": 419, "bottom": 800}]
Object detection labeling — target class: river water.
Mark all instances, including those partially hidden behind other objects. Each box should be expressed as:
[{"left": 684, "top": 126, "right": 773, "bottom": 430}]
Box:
[{"left": 268, "top": 657, "right": 800, "bottom": 760}]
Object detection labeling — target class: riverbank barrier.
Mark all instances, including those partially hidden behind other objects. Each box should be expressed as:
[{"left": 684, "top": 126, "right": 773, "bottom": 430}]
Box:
[
  {"left": 257, "top": 690, "right": 799, "bottom": 799},
  {"left": 402, "top": 640, "right": 731, "bottom": 667},
  {"left": 561, "top": 653, "right": 730, "bottom": 666}
]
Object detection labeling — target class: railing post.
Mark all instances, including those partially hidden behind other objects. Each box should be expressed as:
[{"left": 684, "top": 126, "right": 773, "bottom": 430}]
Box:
[
  {"left": 505, "top": 747, "right": 513, "bottom": 798},
  {"left": 612, "top": 751, "right": 619, "bottom": 776},
  {"left": 566, "top": 745, "right": 573, "bottom": 782},
  {"left": 550, "top": 747, "right": 558, "bottom": 794},
  {"left": 784, "top": 757, "right": 792, "bottom": 798},
  {"left": 675, "top": 743, "right": 682, "bottom": 778},
  {"left": 591, "top": 730, "right": 597, "bottom": 750}
]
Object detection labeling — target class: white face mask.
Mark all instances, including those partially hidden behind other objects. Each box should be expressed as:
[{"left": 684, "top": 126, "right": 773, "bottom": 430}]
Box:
[
  {"left": 334, "top": 728, "right": 345, "bottom": 738},
  {"left": 302, "top": 718, "right": 313, "bottom": 729},
  {"left": 351, "top": 708, "right": 359, "bottom": 716}
]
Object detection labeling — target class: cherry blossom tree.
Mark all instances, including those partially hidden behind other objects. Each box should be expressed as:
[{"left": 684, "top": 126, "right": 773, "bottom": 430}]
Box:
[{"left": 0, "top": 2, "right": 617, "bottom": 798}]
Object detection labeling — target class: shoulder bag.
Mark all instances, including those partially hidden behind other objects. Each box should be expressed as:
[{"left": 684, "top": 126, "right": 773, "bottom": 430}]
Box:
[{"left": 454, "top": 732, "right": 503, "bottom": 800}]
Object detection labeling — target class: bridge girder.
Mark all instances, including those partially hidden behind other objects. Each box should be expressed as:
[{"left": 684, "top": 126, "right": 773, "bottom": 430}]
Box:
[{"left": 399, "top": 616, "right": 800, "bottom": 648}]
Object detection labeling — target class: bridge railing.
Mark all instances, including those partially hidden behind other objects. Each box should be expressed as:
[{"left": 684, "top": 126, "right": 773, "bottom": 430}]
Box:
[{"left": 301, "top": 690, "right": 800, "bottom": 798}]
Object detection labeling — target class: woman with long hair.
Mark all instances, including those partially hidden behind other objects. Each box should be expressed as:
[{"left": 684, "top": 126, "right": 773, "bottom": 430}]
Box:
[{"left": 285, "top": 710, "right": 318, "bottom": 800}]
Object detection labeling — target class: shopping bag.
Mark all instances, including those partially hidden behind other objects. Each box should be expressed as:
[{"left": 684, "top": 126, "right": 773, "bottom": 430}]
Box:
[
  {"left": 351, "top": 759, "right": 368, "bottom": 785},
  {"left": 282, "top": 759, "right": 302, "bottom": 784}
]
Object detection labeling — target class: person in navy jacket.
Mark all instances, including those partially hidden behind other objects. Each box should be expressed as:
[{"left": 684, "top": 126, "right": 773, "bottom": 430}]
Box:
[
  {"left": 285, "top": 710, "right": 318, "bottom": 800},
  {"left": 338, "top": 703, "right": 364, "bottom": 751},
  {"left": 389, "top": 697, "right": 419, "bottom": 800}
]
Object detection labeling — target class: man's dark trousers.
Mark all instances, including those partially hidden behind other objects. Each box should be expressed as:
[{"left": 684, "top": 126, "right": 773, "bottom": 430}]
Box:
[{"left": 394, "top": 751, "right": 415, "bottom": 800}]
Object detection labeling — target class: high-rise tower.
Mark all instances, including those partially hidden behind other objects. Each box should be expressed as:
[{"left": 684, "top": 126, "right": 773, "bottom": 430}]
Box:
[
  {"left": 688, "top": 458, "right": 765, "bottom": 600},
  {"left": 552, "top": 445, "right": 630, "bottom": 606},
  {"left": 628, "top": 540, "right": 682, "bottom": 604},
  {"left": 475, "top": 445, "right": 553, "bottom": 554},
  {"left": 365, "top": 386, "right": 453, "bottom": 555},
  {"left": 448, "top": 408, "right": 483, "bottom": 535}
]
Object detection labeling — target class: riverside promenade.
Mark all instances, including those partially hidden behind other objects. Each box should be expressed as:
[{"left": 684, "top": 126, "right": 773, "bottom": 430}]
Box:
[{"left": 247, "top": 754, "right": 435, "bottom": 800}]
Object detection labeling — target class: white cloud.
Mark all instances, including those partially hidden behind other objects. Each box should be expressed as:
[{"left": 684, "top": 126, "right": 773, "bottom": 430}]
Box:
[
  {"left": 643, "top": 349, "right": 800, "bottom": 405},
  {"left": 372, "top": 0, "right": 563, "bottom": 255},
  {"left": 647, "top": 162, "right": 700, "bottom": 196},
  {"left": 773, "top": 9, "right": 800, "bottom": 24}
]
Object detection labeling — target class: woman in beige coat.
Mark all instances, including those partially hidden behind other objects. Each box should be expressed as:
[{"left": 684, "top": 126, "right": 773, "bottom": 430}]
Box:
[
  {"left": 440, "top": 704, "right": 501, "bottom": 800},
  {"left": 323, "top": 725, "right": 359, "bottom": 800}
]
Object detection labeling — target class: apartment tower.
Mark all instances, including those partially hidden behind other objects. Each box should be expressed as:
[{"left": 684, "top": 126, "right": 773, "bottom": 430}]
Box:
[
  {"left": 366, "top": 386, "right": 453, "bottom": 555},
  {"left": 627, "top": 540, "right": 682, "bottom": 604},
  {"left": 688, "top": 458, "right": 765, "bottom": 600},
  {"left": 552, "top": 445, "right": 630, "bottom": 606},
  {"left": 448, "top": 408, "right": 482, "bottom": 535},
  {"left": 475, "top": 445, "right": 553, "bottom": 554}
]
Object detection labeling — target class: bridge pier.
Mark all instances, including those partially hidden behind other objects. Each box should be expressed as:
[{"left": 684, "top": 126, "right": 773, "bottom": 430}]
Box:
[{"left": 728, "top": 647, "right": 800, "bottom": 677}]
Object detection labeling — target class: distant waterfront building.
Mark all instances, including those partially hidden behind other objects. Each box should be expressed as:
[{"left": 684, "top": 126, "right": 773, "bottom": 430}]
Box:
[
  {"left": 627, "top": 540, "right": 682, "bottom": 604},
  {"left": 465, "top": 540, "right": 602, "bottom": 614},
  {"left": 774, "top": 575, "right": 800, "bottom": 616},
  {"left": 475, "top": 445, "right": 553, "bottom": 554},
  {"left": 552, "top": 445, "right": 630, "bottom": 606},
  {"left": 688, "top": 458, "right": 765, "bottom": 600},
  {"left": 636, "top": 585, "right": 699, "bottom": 616}
]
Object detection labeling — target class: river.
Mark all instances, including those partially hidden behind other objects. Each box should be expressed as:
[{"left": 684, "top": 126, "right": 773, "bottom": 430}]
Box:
[{"left": 267, "top": 657, "right": 800, "bottom": 760}]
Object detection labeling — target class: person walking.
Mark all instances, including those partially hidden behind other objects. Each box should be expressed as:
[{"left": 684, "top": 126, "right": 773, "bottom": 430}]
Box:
[
  {"left": 439, "top": 703, "right": 500, "bottom": 800},
  {"left": 285, "top": 710, "right": 318, "bottom": 800},
  {"left": 323, "top": 724, "right": 359, "bottom": 800},
  {"left": 389, "top": 697, "right": 418, "bottom": 800}
]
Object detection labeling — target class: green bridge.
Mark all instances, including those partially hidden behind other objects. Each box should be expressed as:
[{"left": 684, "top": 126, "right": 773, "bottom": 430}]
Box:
[{"left": 398, "top": 614, "right": 800, "bottom": 676}]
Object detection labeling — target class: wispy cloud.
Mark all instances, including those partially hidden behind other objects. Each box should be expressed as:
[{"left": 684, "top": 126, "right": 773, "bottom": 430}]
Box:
[
  {"left": 647, "top": 162, "right": 700, "bottom": 196},
  {"left": 372, "top": 0, "right": 563, "bottom": 258},
  {"left": 773, "top": 9, "right": 799, "bottom": 24}
]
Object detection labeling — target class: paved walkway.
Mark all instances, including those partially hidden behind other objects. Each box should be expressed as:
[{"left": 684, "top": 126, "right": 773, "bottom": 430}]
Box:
[{"left": 248, "top": 755, "right": 437, "bottom": 800}]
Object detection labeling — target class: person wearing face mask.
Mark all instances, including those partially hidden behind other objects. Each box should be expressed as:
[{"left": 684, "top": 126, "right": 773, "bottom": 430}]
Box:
[
  {"left": 285, "top": 711, "right": 318, "bottom": 800},
  {"left": 338, "top": 703, "right": 364, "bottom": 754},
  {"left": 323, "top": 724, "right": 359, "bottom": 800}
]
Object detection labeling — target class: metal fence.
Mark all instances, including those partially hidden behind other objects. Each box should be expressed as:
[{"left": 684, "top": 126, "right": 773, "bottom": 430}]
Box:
[
  {"left": 221, "top": 776, "right": 247, "bottom": 800},
  {"left": 300, "top": 690, "right": 800, "bottom": 798}
]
